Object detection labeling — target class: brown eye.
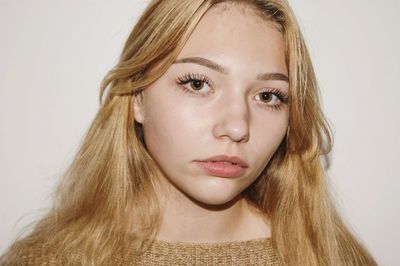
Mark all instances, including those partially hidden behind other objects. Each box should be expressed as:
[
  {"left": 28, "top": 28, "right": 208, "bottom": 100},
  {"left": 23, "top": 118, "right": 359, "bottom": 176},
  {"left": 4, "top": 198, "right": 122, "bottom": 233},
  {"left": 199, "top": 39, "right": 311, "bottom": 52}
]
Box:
[
  {"left": 255, "top": 89, "right": 288, "bottom": 110},
  {"left": 260, "top": 92, "right": 273, "bottom": 103},
  {"left": 190, "top": 80, "right": 204, "bottom": 91},
  {"left": 177, "top": 73, "right": 213, "bottom": 96}
]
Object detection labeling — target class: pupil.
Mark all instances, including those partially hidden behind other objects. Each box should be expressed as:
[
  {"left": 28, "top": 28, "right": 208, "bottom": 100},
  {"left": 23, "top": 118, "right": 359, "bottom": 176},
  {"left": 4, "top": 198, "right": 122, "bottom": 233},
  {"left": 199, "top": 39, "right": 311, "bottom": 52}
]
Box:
[
  {"left": 261, "top": 92, "right": 272, "bottom": 102},
  {"left": 192, "top": 80, "right": 203, "bottom": 90}
]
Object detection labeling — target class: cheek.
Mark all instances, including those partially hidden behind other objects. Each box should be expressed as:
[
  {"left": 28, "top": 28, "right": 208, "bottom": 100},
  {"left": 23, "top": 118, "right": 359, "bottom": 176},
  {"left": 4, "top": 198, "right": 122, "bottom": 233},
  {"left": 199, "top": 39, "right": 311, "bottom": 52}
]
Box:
[
  {"left": 252, "top": 112, "right": 289, "bottom": 158},
  {"left": 142, "top": 91, "right": 207, "bottom": 162}
]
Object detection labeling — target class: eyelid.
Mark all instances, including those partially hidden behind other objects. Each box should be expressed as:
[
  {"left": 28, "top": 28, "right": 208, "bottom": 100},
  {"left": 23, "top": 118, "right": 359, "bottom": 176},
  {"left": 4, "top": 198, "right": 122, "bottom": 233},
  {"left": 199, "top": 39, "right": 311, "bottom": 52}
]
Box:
[
  {"left": 176, "top": 73, "right": 215, "bottom": 96},
  {"left": 253, "top": 88, "right": 289, "bottom": 112},
  {"left": 177, "top": 73, "right": 214, "bottom": 87},
  {"left": 176, "top": 72, "right": 290, "bottom": 106},
  {"left": 258, "top": 88, "right": 289, "bottom": 104}
]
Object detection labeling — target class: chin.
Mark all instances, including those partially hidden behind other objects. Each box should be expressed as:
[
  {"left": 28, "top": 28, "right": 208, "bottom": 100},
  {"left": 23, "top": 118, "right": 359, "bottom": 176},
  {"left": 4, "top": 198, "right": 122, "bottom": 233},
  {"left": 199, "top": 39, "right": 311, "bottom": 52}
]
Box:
[{"left": 186, "top": 184, "right": 243, "bottom": 206}]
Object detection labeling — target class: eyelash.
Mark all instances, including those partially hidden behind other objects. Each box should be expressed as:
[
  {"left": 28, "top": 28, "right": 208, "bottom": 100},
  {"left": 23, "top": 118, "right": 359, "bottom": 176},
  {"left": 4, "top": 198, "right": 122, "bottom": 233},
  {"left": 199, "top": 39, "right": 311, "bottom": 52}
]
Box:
[
  {"left": 177, "top": 73, "right": 213, "bottom": 97},
  {"left": 176, "top": 72, "right": 289, "bottom": 111}
]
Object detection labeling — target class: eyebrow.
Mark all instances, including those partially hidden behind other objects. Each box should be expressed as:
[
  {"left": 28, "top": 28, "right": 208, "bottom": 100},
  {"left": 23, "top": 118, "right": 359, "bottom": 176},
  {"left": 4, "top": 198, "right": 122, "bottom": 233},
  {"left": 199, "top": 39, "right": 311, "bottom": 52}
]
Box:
[
  {"left": 173, "top": 57, "right": 289, "bottom": 83},
  {"left": 174, "top": 57, "right": 229, "bottom": 74},
  {"left": 257, "top": 72, "right": 289, "bottom": 82}
]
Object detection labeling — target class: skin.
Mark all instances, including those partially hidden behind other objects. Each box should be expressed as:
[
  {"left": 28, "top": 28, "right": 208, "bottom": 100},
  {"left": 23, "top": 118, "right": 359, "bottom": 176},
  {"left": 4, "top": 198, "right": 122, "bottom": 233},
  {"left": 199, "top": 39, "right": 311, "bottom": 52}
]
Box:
[{"left": 133, "top": 4, "right": 289, "bottom": 243}]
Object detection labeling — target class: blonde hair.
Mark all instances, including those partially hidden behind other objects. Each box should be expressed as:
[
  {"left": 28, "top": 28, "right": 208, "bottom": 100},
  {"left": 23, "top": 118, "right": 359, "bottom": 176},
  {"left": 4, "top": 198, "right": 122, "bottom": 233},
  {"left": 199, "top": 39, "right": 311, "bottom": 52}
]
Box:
[{"left": 1, "top": 0, "right": 377, "bottom": 265}]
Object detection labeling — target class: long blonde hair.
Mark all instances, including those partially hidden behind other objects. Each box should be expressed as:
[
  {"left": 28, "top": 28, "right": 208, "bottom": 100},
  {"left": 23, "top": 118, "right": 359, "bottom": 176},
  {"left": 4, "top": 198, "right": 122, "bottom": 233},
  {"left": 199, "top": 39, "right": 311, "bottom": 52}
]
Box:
[{"left": 1, "top": 0, "right": 377, "bottom": 265}]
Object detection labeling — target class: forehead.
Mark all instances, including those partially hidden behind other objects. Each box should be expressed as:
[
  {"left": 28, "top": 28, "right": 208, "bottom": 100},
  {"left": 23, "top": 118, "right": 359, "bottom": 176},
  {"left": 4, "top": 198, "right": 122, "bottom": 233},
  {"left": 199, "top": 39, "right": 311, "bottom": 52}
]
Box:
[{"left": 177, "top": 3, "right": 286, "bottom": 73}]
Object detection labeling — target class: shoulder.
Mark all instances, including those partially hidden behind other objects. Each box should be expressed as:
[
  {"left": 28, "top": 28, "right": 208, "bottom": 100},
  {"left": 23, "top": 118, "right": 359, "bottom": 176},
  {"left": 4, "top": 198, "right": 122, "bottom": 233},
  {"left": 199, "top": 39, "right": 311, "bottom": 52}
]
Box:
[
  {"left": 1, "top": 241, "right": 129, "bottom": 266},
  {"left": 0, "top": 242, "right": 63, "bottom": 266}
]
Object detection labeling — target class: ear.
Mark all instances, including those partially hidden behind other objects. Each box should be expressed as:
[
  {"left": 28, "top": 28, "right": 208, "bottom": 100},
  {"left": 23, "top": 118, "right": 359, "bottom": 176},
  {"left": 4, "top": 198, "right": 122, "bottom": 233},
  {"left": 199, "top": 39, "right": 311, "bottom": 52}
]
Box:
[{"left": 133, "top": 93, "right": 145, "bottom": 124}]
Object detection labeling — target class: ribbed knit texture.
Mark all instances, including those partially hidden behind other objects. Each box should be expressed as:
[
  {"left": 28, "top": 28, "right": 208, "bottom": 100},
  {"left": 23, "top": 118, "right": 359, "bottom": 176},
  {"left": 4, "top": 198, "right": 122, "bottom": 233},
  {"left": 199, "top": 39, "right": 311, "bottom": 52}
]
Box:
[
  {"left": 135, "top": 238, "right": 280, "bottom": 265},
  {"left": 3, "top": 238, "right": 281, "bottom": 265}
]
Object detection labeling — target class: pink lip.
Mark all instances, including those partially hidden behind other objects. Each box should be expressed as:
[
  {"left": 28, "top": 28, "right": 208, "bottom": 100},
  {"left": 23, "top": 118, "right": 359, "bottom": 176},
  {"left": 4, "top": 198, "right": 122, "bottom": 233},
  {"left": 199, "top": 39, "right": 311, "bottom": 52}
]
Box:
[{"left": 195, "top": 155, "right": 248, "bottom": 178}]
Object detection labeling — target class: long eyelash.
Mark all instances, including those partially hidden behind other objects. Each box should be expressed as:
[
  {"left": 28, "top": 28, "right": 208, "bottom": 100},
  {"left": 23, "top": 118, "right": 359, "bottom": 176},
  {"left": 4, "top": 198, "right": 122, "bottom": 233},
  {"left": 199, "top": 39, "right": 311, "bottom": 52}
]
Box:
[
  {"left": 177, "top": 73, "right": 211, "bottom": 86},
  {"left": 267, "top": 88, "right": 289, "bottom": 104},
  {"left": 175, "top": 74, "right": 289, "bottom": 112},
  {"left": 262, "top": 88, "right": 289, "bottom": 111},
  {"left": 175, "top": 73, "right": 213, "bottom": 97}
]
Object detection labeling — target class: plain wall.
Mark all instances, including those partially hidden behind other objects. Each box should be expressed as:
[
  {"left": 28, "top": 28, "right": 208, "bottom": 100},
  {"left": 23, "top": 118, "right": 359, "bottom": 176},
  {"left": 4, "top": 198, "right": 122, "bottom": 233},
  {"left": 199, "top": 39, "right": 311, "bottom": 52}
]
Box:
[{"left": 1, "top": 1, "right": 399, "bottom": 265}]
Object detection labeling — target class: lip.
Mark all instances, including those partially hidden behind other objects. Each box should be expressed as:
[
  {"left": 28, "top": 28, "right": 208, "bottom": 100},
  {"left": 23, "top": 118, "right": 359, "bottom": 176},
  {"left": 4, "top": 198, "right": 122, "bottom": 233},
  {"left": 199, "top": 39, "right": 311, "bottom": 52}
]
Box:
[
  {"left": 198, "top": 155, "right": 248, "bottom": 168},
  {"left": 195, "top": 155, "right": 248, "bottom": 178}
]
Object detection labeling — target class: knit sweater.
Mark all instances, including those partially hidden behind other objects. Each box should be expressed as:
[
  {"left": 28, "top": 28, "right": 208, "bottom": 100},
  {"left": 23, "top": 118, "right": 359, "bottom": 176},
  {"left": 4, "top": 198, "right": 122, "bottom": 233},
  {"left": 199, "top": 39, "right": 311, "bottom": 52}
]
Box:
[{"left": 2, "top": 238, "right": 281, "bottom": 265}]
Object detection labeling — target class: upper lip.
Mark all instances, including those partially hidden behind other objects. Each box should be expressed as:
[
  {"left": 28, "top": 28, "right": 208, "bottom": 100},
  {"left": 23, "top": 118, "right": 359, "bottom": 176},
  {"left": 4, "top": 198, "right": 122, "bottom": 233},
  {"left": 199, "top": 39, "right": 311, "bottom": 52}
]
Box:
[{"left": 197, "top": 155, "right": 248, "bottom": 168}]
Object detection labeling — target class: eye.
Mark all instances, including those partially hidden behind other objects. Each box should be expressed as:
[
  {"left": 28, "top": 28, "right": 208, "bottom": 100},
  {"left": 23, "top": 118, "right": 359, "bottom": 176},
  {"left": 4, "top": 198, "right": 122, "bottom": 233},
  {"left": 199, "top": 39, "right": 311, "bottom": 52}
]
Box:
[
  {"left": 190, "top": 79, "right": 206, "bottom": 91},
  {"left": 255, "top": 88, "right": 289, "bottom": 110},
  {"left": 176, "top": 73, "right": 213, "bottom": 96},
  {"left": 258, "top": 92, "right": 279, "bottom": 104}
]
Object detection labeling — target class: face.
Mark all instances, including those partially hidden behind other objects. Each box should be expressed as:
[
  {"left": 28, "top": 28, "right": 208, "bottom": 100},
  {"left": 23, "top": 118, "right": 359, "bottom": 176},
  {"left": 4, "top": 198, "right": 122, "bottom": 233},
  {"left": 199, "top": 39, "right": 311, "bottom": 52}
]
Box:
[{"left": 133, "top": 4, "right": 289, "bottom": 205}]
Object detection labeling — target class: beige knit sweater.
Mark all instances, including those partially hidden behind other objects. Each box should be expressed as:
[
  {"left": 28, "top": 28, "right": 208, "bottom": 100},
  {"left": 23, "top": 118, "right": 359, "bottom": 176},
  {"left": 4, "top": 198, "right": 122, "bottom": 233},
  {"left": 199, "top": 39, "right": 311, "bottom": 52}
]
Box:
[{"left": 2, "top": 238, "right": 281, "bottom": 265}]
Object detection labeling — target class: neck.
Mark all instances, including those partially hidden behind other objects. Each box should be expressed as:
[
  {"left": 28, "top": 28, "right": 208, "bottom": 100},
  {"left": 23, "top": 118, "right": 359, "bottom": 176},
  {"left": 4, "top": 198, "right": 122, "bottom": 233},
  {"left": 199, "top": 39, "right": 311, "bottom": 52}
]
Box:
[{"left": 154, "top": 178, "right": 271, "bottom": 243}]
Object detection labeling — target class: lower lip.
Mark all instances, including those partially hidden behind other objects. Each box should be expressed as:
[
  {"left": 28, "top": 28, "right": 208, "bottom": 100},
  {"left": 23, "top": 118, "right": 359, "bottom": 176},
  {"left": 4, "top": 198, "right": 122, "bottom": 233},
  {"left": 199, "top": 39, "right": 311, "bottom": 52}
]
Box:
[{"left": 195, "top": 161, "right": 247, "bottom": 178}]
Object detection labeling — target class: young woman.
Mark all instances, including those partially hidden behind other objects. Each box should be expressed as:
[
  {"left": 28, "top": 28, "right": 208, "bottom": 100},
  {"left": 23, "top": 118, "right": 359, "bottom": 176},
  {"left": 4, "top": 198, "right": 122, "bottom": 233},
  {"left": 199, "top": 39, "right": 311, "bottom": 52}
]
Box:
[{"left": 1, "top": 0, "right": 377, "bottom": 265}]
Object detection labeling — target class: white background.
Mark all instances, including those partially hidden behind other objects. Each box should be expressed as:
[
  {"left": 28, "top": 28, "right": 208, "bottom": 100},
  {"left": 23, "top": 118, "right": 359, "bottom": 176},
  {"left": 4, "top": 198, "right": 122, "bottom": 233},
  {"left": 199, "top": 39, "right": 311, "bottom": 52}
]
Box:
[{"left": 0, "top": 1, "right": 399, "bottom": 265}]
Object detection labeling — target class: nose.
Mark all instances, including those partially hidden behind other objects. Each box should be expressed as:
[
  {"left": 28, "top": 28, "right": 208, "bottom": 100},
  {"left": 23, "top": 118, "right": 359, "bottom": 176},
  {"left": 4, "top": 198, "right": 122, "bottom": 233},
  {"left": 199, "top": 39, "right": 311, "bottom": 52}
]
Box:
[{"left": 212, "top": 93, "right": 250, "bottom": 143}]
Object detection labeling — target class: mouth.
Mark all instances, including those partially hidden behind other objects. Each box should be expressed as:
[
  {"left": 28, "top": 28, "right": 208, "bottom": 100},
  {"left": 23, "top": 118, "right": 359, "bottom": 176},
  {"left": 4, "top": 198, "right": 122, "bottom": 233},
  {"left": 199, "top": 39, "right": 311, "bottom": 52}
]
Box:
[
  {"left": 199, "top": 154, "right": 248, "bottom": 168},
  {"left": 210, "top": 161, "right": 239, "bottom": 165},
  {"left": 195, "top": 154, "right": 248, "bottom": 178}
]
